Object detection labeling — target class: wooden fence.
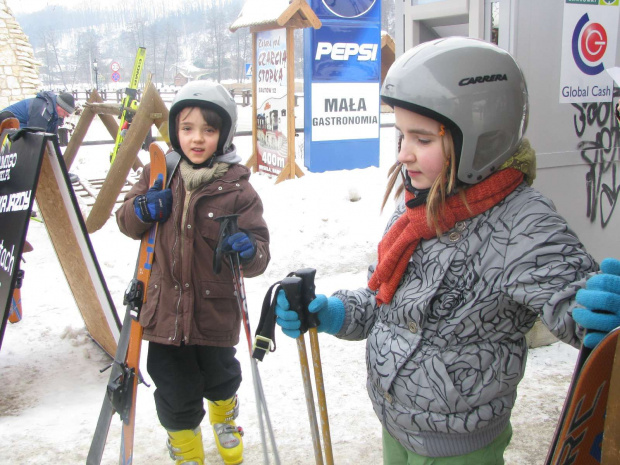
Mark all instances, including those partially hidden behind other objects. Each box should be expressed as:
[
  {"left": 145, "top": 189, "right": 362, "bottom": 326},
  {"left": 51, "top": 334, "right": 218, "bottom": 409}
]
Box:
[{"left": 59, "top": 86, "right": 254, "bottom": 106}]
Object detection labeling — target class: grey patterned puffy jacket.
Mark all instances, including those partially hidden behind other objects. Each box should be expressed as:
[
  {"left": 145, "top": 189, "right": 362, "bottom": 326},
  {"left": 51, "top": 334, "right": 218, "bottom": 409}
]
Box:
[{"left": 333, "top": 182, "right": 598, "bottom": 458}]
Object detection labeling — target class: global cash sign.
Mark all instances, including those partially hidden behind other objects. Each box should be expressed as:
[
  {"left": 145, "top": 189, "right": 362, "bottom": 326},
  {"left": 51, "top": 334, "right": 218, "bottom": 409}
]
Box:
[
  {"left": 303, "top": 0, "right": 381, "bottom": 172},
  {"left": 559, "top": 1, "right": 619, "bottom": 103}
]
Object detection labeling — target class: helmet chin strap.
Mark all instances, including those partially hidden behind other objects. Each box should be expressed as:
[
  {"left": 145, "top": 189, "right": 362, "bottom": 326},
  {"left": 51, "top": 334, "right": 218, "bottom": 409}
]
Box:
[{"left": 402, "top": 167, "right": 430, "bottom": 209}]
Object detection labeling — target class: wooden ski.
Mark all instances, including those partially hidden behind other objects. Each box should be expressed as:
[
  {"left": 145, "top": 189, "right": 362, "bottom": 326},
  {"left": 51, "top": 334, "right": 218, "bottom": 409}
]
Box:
[
  {"left": 87, "top": 143, "right": 166, "bottom": 465},
  {"left": 119, "top": 142, "right": 166, "bottom": 464},
  {"left": 546, "top": 327, "right": 620, "bottom": 464}
]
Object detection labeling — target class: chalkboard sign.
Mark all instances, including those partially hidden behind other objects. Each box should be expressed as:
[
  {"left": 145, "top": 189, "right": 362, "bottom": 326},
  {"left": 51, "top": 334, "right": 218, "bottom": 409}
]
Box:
[{"left": 0, "top": 129, "right": 46, "bottom": 347}]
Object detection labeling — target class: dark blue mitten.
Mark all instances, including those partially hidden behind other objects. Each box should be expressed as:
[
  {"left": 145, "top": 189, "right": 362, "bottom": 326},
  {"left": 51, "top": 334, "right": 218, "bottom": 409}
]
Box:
[
  {"left": 226, "top": 231, "right": 256, "bottom": 260},
  {"left": 134, "top": 174, "right": 172, "bottom": 223},
  {"left": 275, "top": 291, "right": 345, "bottom": 338},
  {"left": 573, "top": 258, "right": 620, "bottom": 348}
]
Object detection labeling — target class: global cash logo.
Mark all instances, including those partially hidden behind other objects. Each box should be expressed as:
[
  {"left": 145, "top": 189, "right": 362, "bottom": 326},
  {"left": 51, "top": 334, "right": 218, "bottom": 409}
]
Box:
[{"left": 571, "top": 13, "right": 608, "bottom": 75}]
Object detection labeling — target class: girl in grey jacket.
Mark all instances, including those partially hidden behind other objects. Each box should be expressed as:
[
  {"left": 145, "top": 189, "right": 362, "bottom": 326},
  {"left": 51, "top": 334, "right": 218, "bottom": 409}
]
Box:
[{"left": 276, "top": 37, "right": 602, "bottom": 464}]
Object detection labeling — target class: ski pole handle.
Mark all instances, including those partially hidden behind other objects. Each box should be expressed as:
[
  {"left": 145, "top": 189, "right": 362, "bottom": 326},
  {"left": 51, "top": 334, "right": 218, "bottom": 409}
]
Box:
[
  {"left": 213, "top": 214, "right": 241, "bottom": 274},
  {"left": 280, "top": 276, "right": 308, "bottom": 335},
  {"left": 215, "top": 214, "right": 240, "bottom": 235},
  {"left": 295, "top": 268, "right": 320, "bottom": 329}
]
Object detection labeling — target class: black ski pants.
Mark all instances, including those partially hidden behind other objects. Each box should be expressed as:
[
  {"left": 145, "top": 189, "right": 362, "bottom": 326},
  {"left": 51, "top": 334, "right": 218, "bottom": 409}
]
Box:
[{"left": 147, "top": 341, "right": 242, "bottom": 431}]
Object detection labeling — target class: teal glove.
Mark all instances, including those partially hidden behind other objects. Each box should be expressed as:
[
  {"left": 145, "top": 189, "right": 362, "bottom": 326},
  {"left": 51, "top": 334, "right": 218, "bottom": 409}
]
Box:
[
  {"left": 275, "top": 292, "right": 345, "bottom": 338},
  {"left": 573, "top": 258, "right": 620, "bottom": 348}
]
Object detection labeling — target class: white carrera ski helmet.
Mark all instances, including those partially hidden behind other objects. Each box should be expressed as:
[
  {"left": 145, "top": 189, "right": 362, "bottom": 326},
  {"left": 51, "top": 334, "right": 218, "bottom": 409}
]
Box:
[
  {"left": 381, "top": 37, "right": 528, "bottom": 184},
  {"left": 169, "top": 81, "right": 238, "bottom": 156}
]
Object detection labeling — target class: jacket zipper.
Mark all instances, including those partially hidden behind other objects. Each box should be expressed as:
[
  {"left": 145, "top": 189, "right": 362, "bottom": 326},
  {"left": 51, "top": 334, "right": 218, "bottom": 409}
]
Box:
[
  {"left": 170, "top": 178, "right": 182, "bottom": 342},
  {"left": 169, "top": 174, "right": 241, "bottom": 343}
]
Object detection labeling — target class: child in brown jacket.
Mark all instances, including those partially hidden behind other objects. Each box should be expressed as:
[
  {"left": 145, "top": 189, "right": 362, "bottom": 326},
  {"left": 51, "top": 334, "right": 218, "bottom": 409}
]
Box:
[{"left": 117, "top": 81, "right": 270, "bottom": 465}]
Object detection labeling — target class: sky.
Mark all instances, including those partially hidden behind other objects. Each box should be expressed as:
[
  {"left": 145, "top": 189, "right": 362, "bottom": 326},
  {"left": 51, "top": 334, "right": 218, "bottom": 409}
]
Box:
[
  {"left": 7, "top": 0, "right": 82, "bottom": 14},
  {"left": 0, "top": 102, "right": 581, "bottom": 464},
  {"left": 5, "top": 0, "right": 185, "bottom": 15}
]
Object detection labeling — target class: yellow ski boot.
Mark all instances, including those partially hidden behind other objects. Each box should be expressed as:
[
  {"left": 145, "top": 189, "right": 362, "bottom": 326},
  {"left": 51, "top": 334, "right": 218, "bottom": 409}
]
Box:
[
  {"left": 166, "top": 427, "right": 205, "bottom": 465},
  {"left": 208, "top": 395, "right": 244, "bottom": 465}
]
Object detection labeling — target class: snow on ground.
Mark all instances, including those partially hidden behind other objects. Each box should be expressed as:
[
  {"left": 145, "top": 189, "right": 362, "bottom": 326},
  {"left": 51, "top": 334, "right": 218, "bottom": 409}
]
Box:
[{"left": 0, "top": 107, "right": 578, "bottom": 464}]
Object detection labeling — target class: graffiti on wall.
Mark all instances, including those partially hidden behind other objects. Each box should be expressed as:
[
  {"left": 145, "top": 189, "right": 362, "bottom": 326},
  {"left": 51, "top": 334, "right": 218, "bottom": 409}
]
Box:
[{"left": 572, "top": 88, "right": 620, "bottom": 229}]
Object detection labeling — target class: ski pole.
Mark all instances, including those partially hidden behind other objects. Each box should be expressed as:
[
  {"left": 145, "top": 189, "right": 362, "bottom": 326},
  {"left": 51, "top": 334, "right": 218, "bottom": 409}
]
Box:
[
  {"left": 229, "top": 254, "right": 280, "bottom": 465},
  {"left": 215, "top": 215, "right": 280, "bottom": 465},
  {"left": 281, "top": 277, "right": 324, "bottom": 465},
  {"left": 295, "top": 268, "right": 334, "bottom": 465}
]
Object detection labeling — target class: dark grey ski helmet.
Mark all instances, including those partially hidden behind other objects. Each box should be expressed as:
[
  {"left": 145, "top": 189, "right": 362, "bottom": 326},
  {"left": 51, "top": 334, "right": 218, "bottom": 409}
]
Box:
[
  {"left": 381, "top": 37, "right": 528, "bottom": 184},
  {"left": 169, "top": 81, "right": 237, "bottom": 156}
]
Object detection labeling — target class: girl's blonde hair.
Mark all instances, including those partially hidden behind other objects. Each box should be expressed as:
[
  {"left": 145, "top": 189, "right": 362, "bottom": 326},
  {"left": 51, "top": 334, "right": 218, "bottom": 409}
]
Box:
[{"left": 381, "top": 126, "right": 464, "bottom": 235}]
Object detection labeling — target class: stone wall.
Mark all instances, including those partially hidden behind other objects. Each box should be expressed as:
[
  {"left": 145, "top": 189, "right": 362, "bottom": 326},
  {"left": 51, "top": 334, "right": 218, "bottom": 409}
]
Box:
[{"left": 0, "top": 0, "right": 41, "bottom": 109}]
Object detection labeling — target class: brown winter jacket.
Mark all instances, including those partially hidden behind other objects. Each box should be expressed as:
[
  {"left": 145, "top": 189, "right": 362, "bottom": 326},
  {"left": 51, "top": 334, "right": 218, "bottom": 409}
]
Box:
[{"left": 116, "top": 161, "right": 270, "bottom": 347}]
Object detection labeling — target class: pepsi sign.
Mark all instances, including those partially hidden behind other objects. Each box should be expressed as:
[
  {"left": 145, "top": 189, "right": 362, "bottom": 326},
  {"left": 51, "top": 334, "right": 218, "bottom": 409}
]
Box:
[
  {"left": 303, "top": 0, "right": 381, "bottom": 172},
  {"left": 310, "top": 24, "right": 381, "bottom": 82}
]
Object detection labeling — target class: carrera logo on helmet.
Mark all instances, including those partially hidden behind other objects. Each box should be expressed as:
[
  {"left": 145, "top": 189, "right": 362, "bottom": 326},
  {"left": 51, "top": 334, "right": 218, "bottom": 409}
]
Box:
[{"left": 458, "top": 74, "right": 508, "bottom": 86}]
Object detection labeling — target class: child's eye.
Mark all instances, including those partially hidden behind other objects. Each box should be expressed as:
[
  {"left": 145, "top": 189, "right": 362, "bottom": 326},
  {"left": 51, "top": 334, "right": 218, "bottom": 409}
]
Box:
[{"left": 417, "top": 138, "right": 431, "bottom": 145}]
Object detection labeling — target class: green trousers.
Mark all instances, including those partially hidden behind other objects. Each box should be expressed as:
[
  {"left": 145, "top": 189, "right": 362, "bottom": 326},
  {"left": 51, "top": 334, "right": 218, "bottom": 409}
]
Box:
[{"left": 382, "top": 424, "right": 513, "bottom": 465}]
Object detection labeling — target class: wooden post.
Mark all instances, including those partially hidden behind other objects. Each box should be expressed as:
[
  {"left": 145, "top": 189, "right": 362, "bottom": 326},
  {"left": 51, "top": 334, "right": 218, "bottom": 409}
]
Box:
[
  {"left": 64, "top": 104, "right": 96, "bottom": 169},
  {"left": 246, "top": 33, "right": 259, "bottom": 172},
  {"left": 276, "top": 27, "right": 304, "bottom": 184},
  {"left": 85, "top": 82, "right": 165, "bottom": 233},
  {"left": 64, "top": 90, "right": 120, "bottom": 170}
]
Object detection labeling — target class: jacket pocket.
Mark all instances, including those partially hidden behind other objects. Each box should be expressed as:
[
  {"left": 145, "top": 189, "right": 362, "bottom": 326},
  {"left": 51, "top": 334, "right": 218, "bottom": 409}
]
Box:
[
  {"left": 196, "top": 205, "right": 233, "bottom": 245},
  {"left": 195, "top": 279, "right": 239, "bottom": 337},
  {"left": 419, "top": 353, "right": 473, "bottom": 414},
  {"left": 140, "top": 277, "right": 162, "bottom": 329},
  {"left": 367, "top": 320, "right": 418, "bottom": 394}
]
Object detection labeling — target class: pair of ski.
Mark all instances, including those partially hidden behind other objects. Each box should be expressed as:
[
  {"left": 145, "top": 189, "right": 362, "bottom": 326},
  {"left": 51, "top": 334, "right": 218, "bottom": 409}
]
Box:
[{"left": 87, "top": 144, "right": 165, "bottom": 465}]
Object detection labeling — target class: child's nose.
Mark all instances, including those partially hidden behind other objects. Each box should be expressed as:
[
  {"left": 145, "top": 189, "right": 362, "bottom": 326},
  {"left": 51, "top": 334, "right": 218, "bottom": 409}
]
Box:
[{"left": 397, "top": 142, "right": 415, "bottom": 164}]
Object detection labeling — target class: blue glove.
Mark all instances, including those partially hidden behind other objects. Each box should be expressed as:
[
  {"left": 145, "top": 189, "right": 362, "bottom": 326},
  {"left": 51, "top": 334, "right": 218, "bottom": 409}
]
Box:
[
  {"left": 573, "top": 258, "right": 620, "bottom": 348},
  {"left": 225, "top": 231, "right": 256, "bottom": 260},
  {"left": 133, "top": 174, "right": 172, "bottom": 223},
  {"left": 275, "top": 291, "right": 345, "bottom": 338}
]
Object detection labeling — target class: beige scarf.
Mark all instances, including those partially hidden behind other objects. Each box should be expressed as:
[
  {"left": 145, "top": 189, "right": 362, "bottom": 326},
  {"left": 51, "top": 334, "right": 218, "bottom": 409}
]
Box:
[{"left": 179, "top": 159, "right": 230, "bottom": 191}]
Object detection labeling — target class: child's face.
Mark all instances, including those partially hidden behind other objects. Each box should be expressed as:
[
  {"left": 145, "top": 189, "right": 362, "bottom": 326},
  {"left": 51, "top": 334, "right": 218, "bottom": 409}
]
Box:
[
  {"left": 178, "top": 107, "right": 220, "bottom": 164},
  {"left": 395, "top": 106, "right": 446, "bottom": 190}
]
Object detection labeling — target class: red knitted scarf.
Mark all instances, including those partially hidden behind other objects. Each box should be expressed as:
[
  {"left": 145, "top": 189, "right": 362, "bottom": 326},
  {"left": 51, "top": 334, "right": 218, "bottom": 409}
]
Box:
[{"left": 368, "top": 168, "right": 524, "bottom": 305}]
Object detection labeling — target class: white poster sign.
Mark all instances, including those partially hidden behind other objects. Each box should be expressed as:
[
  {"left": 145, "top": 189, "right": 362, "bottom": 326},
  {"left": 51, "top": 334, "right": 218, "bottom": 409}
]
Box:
[
  {"left": 310, "top": 82, "right": 379, "bottom": 142},
  {"left": 559, "top": 0, "right": 619, "bottom": 104},
  {"left": 256, "top": 29, "right": 288, "bottom": 176}
]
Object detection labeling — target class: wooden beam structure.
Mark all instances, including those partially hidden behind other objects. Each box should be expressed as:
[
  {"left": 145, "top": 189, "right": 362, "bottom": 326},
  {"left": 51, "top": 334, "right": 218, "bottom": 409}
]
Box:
[{"left": 86, "top": 82, "right": 169, "bottom": 233}]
